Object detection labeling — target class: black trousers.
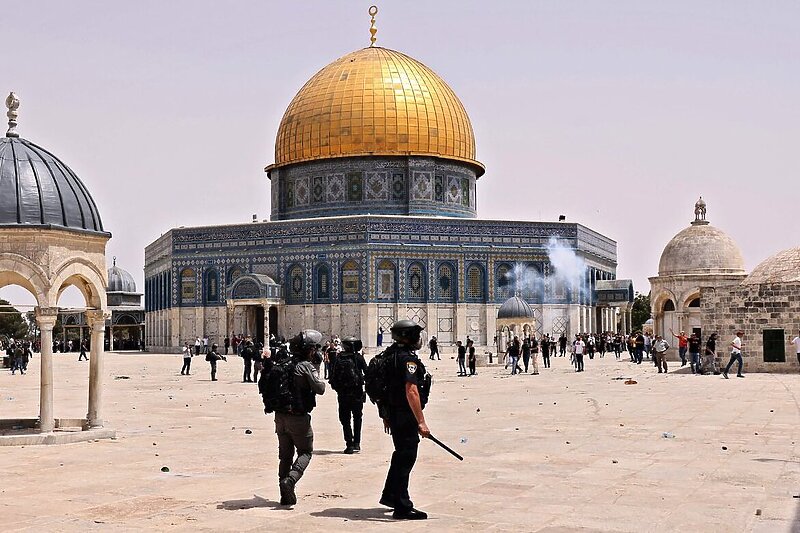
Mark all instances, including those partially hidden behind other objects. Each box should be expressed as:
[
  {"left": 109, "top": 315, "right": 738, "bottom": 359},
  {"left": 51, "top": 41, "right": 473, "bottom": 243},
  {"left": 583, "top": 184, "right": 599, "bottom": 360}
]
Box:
[
  {"left": 243, "top": 358, "right": 252, "bottom": 382},
  {"left": 338, "top": 395, "right": 364, "bottom": 446},
  {"left": 210, "top": 360, "right": 218, "bottom": 380},
  {"left": 181, "top": 357, "right": 191, "bottom": 374},
  {"left": 542, "top": 353, "right": 550, "bottom": 368},
  {"left": 575, "top": 353, "right": 584, "bottom": 371},
  {"left": 382, "top": 408, "right": 419, "bottom": 513},
  {"left": 522, "top": 354, "right": 530, "bottom": 372}
]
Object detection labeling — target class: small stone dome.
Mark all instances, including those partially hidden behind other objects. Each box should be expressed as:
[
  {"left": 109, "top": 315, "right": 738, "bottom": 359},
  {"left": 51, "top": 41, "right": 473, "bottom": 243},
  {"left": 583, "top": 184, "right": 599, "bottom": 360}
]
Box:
[
  {"left": 658, "top": 223, "right": 745, "bottom": 276},
  {"left": 743, "top": 246, "right": 800, "bottom": 285},
  {"left": 107, "top": 260, "right": 136, "bottom": 293},
  {"left": 497, "top": 296, "right": 534, "bottom": 320},
  {"left": 0, "top": 93, "right": 106, "bottom": 235}
]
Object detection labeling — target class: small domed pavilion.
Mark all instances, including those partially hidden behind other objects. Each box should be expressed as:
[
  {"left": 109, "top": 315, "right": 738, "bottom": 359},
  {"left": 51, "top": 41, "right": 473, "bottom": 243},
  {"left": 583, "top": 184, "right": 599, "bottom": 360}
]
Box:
[
  {"left": 649, "top": 197, "right": 746, "bottom": 340},
  {"left": 0, "top": 92, "right": 113, "bottom": 444}
]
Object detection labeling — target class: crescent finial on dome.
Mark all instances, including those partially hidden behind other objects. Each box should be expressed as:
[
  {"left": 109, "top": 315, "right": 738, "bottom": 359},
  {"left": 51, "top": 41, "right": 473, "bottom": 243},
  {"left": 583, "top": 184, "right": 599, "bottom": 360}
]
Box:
[
  {"left": 6, "top": 92, "right": 19, "bottom": 138},
  {"left": 369, "top": 5, "right": 378, "bottom": 47}
]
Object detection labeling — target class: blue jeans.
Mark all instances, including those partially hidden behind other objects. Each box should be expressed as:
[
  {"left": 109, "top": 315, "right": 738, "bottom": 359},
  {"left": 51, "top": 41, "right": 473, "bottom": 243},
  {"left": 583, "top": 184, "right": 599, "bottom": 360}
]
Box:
[
  {"left": 690, "top": 352, "right": 700, "bottom": 371},
  {"left": 725, "top": 352, "right": 743, "bottom": 375},
  {"left": 510, "top": 356, "right": 519, "bottom": 374}
]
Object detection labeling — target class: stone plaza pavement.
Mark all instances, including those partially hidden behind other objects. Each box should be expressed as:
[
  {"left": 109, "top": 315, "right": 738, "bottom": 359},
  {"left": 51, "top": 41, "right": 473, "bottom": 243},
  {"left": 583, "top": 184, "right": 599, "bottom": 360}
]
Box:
[{"left": 1, "top": 351, "right": 799, "bottom": 532}]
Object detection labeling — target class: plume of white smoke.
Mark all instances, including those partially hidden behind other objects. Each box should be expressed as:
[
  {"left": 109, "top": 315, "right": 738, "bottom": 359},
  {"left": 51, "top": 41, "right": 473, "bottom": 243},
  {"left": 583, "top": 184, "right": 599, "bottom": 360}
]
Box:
[
  {"left": 513, "top": 263, "right": 542, "bottom": 297},
  {"left": 546, "top": 237, "right": 586, "bottom": 300}
]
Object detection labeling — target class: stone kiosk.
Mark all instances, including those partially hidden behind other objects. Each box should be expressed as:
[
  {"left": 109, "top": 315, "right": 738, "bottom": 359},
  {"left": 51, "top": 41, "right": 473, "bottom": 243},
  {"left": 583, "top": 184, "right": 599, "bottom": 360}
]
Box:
[{"left": 0, "top": 93, "right": 114, "bottom": 445}]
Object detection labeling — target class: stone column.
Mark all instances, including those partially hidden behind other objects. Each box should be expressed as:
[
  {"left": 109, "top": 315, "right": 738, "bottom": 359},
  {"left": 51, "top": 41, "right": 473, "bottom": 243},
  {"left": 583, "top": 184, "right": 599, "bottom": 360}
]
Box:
[
  {"left": 86, "top": 310, "right": 108, "bottom": 428},
  {"left": 36, "top": 308, "right": 59, "bottom": 432}
]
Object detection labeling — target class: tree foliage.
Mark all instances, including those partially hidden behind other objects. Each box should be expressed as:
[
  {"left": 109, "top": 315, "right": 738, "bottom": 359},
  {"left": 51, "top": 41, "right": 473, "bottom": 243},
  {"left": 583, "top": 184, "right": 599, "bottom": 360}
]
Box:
[
  {"left": 631, "top": 291, "right": 651, "bottom": 333},
  {"left": 0, "top": 299, "right": 30, "bottom": 339}
]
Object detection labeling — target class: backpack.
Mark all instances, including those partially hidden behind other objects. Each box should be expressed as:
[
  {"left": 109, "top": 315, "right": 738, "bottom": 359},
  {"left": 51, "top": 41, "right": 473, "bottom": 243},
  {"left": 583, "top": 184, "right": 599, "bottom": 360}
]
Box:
[
  {"left": 258, "top": 356, "right": 297, "bottom": 414},
  {"left": 365, "top": 348, "right": 396, "bottom": 407},
  {"left": 331, "top": 353, "right": 362, "bottom": 397}
]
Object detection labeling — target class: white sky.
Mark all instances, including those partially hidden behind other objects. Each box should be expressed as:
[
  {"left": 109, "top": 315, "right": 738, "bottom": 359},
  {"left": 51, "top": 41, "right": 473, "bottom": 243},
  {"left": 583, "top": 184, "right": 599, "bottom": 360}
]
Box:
[{"left": 1, "top": 1, "right": 798, "bottom": 308}]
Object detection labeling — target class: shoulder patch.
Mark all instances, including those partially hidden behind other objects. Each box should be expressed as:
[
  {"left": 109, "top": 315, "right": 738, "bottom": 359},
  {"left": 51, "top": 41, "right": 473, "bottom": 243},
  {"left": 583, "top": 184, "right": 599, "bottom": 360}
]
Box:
[{"left": 406, "top": 362, "right": 417, "bottom": 374}]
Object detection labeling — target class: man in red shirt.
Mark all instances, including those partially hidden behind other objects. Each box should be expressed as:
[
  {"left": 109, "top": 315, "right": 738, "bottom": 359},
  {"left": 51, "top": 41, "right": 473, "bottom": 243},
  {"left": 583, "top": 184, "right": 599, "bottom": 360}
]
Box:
[{"left": 670, "top": 329, "right": 689, "bottom": 367}]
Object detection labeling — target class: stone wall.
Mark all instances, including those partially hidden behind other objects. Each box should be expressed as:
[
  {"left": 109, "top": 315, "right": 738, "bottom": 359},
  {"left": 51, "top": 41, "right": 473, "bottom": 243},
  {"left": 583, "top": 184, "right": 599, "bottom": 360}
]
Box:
[{"left": 701, "top": 282, "right": 800, "bottom": 373}]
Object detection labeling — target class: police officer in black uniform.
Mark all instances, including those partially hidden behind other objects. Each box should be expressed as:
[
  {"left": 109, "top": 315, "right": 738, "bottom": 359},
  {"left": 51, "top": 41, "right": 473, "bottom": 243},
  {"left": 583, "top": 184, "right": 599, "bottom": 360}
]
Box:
[
  {"left": 380, "top": 319, "right": 431, "bottom": 520},
  {"left": 331, "top": 336, "right": 368, "bottom": 454},
  {"left": 272, "top": 329, "right": 326, "bottom": 506}
]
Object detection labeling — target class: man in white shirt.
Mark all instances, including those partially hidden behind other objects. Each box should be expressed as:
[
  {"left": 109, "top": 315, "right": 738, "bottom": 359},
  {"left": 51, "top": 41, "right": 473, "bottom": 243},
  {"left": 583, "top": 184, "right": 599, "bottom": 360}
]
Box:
[
  {"left": 573, "top": 336, "right": 585, "bottom": 372},
  {"left": 722, "top": 330, "right": 744, "bottom": 379},
  {"left": 791, "top": 331, "right": 800, "bottom": 368},
  {"left": 652, "top": 335, "right": 670, "bottom": 374}
]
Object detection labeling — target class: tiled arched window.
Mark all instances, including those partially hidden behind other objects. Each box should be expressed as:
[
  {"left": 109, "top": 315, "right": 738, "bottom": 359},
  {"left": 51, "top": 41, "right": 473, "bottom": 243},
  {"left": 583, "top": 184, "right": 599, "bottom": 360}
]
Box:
[
  {"left": 288, "top": 264, "right": 305, "bottom": 303},
  {"left": 407, "top": 262, "right": 426, "bottom": 301},
  {"left": 315, "top": 264, "right": 330, "bottom": 301},
  {"left": 377, "top": 259, "right": 397, "bottom": 300},
  {"left": 227, "top": 266, "right": 244, "bottom": 284},
  {"left": 180, "top": 268, "right": 196, "bottom": 305},
  {"left": 341, "top": 260, "right": 360, "bottom": 302},
  {"left": 496, "top": 263, "right": 514, "bottom": 300},
  {"left": 437, "top": 263, "right": 456, "bottom": 301},
  {"left": 205, "top": 268, "right": 219, "bottom": 303},
  {"left": 466, "top": 264, "right": 485, "bottom": 301},
  {"left": 520, "top": 264, "right": 543, "bottom": 302}
]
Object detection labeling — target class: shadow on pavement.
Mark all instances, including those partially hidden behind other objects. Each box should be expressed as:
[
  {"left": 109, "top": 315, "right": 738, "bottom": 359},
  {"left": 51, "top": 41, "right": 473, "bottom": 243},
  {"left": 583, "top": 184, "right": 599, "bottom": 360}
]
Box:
[
  {"left": 217, "top": 494, "right": 285, "bottom": 510},
  {"left": 310, "top": 507, "right": 394, "bottom": 522},
  {"left": 313, "top": 449, "right": 346, "bottom": 456}
]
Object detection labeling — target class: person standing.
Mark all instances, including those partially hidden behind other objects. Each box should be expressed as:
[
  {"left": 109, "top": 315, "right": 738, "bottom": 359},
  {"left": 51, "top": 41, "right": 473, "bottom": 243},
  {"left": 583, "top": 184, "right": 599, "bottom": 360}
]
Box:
[
  {"left": 377, "top": 327, "right": 384, "bottom": 347},
  {"left": 330, "top": 336, "right": 367, "bottom": 454},
  {"left": 202, "top": 335, "right": 209, "bottom": 354},
  {"left": 224, "top": 336, "right": 230, "bottom": 356},
  {"left": 688, "top": 333, "right": 701, "bottom": 374},
  {"left": 273, "top": 330, "right": 326, "bottom": 506},
  {"left": 253, "top": 339, "right": 265, "bottom": 383},
  {"left": 559, "top": 334, "right": 567, "bottom": 357},
  {"left": 78, "top": 340, "right": 88, "bottom": 361},
  {"left": 194, "top": 337, "right": 202, "bottom": 357},
  {"left": 428, "top": 336, "right": 439, "bottom": 361},
  {"left": 652, "top": 335, "right": 670, "bottom": 374},
  {"left": 508, "top": 337, "right": 521, "bottom": 375},
  {"left": 530, "top": 335, "right": 540, "bottom": 375},
  {"left": 456, "top": 340, "right": 467, "bottom": 376},
  {"left": 379, "top": 320, "right": 431, "bottom": 520},
  {"left": 541, "top": 334, "right": 551, "bottom": 369},
  {"left": 703, "top": 333, "right": 718, "bottom": 374},
  {"left": 643, "top": 333, "right": 652, "bottom": 361},
  {"left": 180, "top": 341, "right": 192, "bottom": 375},
  {"left": 521, "top": 338, "right": 531, "bottom": 373},
  {"left": 790, "top": 331, "right": 800, "bottom": 368},
  {"left": 573, "top": 335, "right": 585, "bottom": 372},
  {"left": 206, "top": 343, "right": 226, "bottom": 381},
  {"left": 635, "top": 332, "right": 645, "bottom": 364},
  {"left": 467, "top": 339, "right": 476, "bottom": 376},
  {"left": 670, "top": 329, "right": 689, "bottom": 367},
  {"left": 241, "top": 337, "right": 255, "bottom": 382},
  {"left": 722, "top": 330, "right": 745, "bottom": 379}
]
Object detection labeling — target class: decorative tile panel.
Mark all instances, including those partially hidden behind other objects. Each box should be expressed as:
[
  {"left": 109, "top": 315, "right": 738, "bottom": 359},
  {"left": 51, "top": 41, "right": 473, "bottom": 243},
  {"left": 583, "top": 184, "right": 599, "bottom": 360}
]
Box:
[
  {"left": 446, "top": 176, "right": 462, "bottom": 205},
  {"left": 312, "top": 176, "right": 325, "bottom": 203},
  {"left": 347, "top": 171, "right": 363, "bottom": 202},
  {"left": 294, "top": 177, "right": 310, "bottom": 206},
  {"left": 411, "top": 171, "right": 433, "bottom": 200},
  {"left": 327, "top": 173, "right": 345, "bottom": 202},
  {"left": 365, "top": 171, "right": 389, "bottom": 201}
]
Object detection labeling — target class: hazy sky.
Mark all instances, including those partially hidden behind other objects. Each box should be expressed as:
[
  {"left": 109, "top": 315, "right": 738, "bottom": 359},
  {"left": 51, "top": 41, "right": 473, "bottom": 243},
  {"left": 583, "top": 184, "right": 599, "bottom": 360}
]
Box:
[{"left": 2, "top": 1, "right": 798, "bottom": 307}]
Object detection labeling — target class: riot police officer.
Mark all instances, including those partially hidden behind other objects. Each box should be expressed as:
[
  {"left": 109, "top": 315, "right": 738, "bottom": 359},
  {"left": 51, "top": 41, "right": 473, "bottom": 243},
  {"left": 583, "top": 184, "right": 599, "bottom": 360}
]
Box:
[
  {"left": 330, "top": 336, "right": 368, "bottom": 454},
  {"left": 272, "top": 329, "right": 326, "bottom": 506},
  {"left": 380, "top": 319, "right": 431, "bottom": 520}
]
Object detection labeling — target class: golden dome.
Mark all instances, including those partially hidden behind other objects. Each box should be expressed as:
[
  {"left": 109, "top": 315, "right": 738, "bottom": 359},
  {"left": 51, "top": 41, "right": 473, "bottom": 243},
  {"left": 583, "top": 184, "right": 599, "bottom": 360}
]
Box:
[{"left": 270, "top": 47, "right": 483, "bottom": 175}]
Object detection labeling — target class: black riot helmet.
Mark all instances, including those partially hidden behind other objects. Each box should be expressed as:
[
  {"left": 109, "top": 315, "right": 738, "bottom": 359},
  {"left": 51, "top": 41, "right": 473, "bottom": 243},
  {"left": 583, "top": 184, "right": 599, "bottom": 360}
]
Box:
[
  {"left": 289, "top": 329, "right": 323, "bottom": 356},
  {"left": 390, "top": 319, "right": 424, "bottom": 349},
  {"left": 341, "top": 336, "right": 363, "bottom": 353}
]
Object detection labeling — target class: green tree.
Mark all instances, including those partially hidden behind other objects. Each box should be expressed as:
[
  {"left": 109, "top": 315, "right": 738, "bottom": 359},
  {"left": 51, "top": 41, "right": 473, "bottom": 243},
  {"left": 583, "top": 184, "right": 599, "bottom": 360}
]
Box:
[
  {"left": 631, "top": 291, "right": 651, "bottom": 332},
  {"left": 0, "top": 299, "right": 30, "bottom": 339}
]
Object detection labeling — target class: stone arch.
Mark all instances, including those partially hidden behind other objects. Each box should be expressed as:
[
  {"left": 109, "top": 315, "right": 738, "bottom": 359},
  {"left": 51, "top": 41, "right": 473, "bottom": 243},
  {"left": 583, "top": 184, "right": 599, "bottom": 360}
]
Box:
[
  {"left": 680, "top": 288, "right": 701, "bottom": 310},
  {"left": 0, "top": 253, "right": 49, "bottom": 306},
  {"left": 650, "top": 289, "right": 677, "bottom": 317},
  {"left": 49, "top": 258, "right": 106, "bottom": 309}
]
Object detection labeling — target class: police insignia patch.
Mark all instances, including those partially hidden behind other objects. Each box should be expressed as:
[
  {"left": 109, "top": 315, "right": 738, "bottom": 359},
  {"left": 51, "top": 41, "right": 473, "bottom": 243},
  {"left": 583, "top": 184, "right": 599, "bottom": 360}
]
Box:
[{"left": 406, "top": 362, "right": 417, "bottom": 374}]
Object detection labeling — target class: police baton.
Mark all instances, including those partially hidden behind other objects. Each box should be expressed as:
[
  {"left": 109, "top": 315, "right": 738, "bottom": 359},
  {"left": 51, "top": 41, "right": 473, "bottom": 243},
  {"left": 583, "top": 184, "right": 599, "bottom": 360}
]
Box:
[{"left": 426, "top": 434, "right": 463, "bottom": 461}]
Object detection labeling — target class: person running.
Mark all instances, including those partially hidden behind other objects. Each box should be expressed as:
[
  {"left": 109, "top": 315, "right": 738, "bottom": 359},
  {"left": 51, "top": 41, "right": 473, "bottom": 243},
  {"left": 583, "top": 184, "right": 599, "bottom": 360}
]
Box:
[
  {"left": 791, "top": 331, "right": 800, "bottom": 369},
  {"left": 722, "top": 330, "right": 745, "bottom": 379}
]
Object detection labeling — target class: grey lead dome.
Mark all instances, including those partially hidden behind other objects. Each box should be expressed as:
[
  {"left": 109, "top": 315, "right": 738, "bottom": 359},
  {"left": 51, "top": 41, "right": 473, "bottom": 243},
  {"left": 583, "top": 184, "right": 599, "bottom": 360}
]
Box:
[
  {"left": 0, "top": 136, "right": 106, "bottom": 234},
  {"left": 107, "top": 262, "right": 137, "bottom": 293},
  {"left": 497, "top": 296, "right": 534, "bottom": 320}
]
